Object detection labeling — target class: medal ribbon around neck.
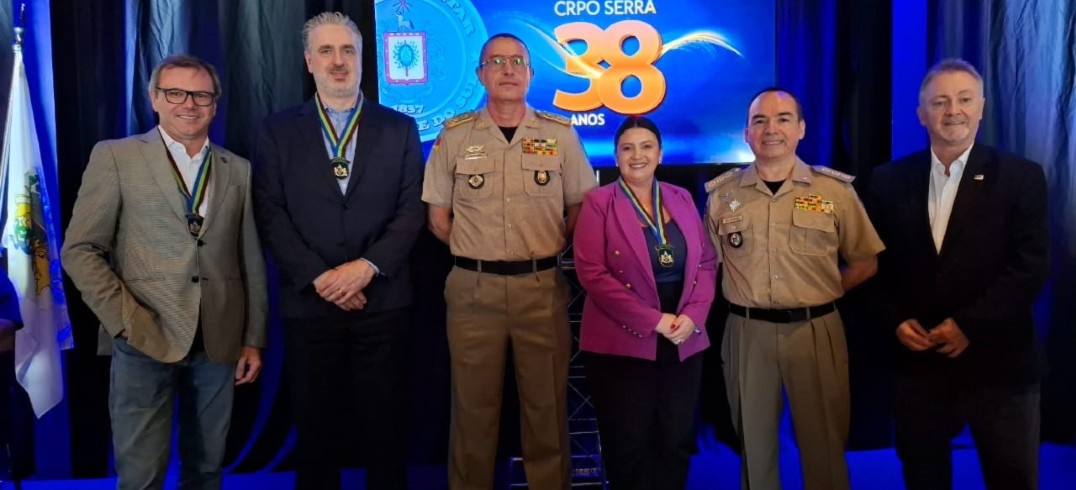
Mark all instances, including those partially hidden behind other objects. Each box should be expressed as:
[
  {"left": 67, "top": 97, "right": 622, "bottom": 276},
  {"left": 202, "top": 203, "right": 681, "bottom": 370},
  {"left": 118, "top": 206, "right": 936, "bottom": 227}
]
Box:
[
  {"left": 161, "top": 135, "right": 212, "bottom": 221},
  {"left": 618, "top": 178, "right": 673, "bottom": 266},
  {"left": 315, "top": 92, "right": 363, "bottom": 165}
]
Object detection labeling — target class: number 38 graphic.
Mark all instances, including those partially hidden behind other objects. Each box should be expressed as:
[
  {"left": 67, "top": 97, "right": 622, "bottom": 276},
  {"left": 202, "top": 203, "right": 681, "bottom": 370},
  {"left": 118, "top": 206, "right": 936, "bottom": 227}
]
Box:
[{"left": 553, "top": 20, "right": 666, "bottom": 115}]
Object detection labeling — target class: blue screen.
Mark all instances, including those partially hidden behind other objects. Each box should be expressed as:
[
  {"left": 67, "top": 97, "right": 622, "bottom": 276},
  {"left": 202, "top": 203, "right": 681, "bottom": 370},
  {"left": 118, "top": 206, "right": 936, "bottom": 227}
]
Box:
[{"left": 374, "top": 0, "right": 775, "bottom": 165}]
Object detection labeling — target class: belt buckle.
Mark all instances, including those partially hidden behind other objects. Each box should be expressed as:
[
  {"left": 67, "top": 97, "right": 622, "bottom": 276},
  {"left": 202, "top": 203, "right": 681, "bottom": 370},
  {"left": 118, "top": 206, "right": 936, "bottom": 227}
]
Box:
[{"left": 778, "top": 309, "right": 795, "bottom": 323}]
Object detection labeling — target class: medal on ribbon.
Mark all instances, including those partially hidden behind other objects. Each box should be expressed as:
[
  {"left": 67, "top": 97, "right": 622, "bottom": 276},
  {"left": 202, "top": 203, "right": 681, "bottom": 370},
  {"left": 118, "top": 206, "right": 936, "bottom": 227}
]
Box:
[
  {"left": 161, "top": 135, "right": 211, "bottom": 238},
  {"left": 618, "top": 179, "right": 675, "bottom": 268},
  {"left": 315, "top": 93, "right": 363, "bottom": 180}
]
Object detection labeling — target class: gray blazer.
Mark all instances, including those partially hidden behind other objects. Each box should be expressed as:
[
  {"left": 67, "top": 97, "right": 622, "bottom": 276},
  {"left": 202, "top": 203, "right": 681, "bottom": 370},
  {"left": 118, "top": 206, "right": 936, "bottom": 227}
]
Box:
[{"left": 62, "top": 129, "right": 267, "bottom": 363}]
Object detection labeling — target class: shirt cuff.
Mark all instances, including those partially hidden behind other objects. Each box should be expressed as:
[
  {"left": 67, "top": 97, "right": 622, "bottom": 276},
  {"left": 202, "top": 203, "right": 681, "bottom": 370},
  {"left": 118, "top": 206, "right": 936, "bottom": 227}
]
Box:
[{"left": 360, "top": 258, "right": 382, "bottom": 276}]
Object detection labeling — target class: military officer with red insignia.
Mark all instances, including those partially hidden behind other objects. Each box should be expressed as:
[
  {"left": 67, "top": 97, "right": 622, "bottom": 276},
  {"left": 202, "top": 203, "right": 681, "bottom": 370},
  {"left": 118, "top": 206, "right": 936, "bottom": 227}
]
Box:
[
  {"left": 704, "top": 87, "right": 884, "bottom": 490},
  {"left": 422, "top": 33, "right": 596, "bottom": 490}
]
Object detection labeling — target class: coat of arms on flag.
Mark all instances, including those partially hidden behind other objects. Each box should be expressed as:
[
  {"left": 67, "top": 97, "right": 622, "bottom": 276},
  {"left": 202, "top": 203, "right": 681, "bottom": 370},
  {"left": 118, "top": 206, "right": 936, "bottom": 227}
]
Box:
[{"left": 383, "top": 31, "right": 428, "bottom": 85}]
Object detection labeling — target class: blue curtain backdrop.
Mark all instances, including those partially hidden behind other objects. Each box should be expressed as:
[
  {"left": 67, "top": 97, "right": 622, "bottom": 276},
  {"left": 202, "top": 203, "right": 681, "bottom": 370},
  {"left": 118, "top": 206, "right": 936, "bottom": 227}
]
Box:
[
  {"left": 927, "top": 0, "right": 1076, "bottom": 441},
  {"left": 0, "top": 0, "right": 1066, "bottom": 480}
]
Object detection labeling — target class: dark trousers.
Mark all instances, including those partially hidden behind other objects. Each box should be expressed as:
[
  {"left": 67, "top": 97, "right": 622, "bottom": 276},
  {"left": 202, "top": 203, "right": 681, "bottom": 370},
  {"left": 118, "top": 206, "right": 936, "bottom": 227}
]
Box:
[
  {"left": 583, "top": 280, "right": 703, "bottom": 490},
  {"left": 285, "top": 307, "right": 411, "bottom": 490},
  {"left": 0, "top": 351, "right": 34, "bottom": 481},
  {"left": 583, "top": 346, "right": 703, "bottom": 490},
  {"left": 894, "top": 376, "right": 1040, "bottom": 490}
]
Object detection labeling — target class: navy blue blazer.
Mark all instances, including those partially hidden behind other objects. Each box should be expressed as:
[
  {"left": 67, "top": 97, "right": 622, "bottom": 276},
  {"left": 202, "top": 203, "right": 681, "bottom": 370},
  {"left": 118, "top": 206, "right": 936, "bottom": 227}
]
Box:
[
  {"left": 866, "top": 144, "right": 1049, "bottom": 385},
  {"left": 252, "top": 98, "right": 425, "bottom": 318}
]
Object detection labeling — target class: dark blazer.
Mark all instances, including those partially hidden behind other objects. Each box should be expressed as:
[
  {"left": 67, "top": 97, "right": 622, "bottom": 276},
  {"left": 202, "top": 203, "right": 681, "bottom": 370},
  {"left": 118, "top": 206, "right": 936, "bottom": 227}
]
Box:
[
  {"left": 252, "top": 98, "right": 425, "bottom": 318},
  {"left": 865, "top": 144, "right": 1049, "bottom": 385},
  {"left": 574, "top": 182, "right": 717, "bottom": 361}
]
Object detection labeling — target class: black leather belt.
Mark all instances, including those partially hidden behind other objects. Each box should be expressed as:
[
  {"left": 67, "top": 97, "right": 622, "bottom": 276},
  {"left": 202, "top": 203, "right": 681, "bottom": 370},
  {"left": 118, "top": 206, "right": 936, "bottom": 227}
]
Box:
[
  {"left": 453, "top": 256, "right": 558, "bottom": 275},
  {"left": 728, "top": 302, "right": 836, "bottom": 323}
]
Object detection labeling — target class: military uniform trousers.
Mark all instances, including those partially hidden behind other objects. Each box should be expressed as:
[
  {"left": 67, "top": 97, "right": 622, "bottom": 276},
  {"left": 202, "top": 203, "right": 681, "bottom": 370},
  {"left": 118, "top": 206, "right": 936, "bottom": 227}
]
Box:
[
  {"left": 445, "top": 265, "right": 572, "bottom": 490},
  {"left": 721, "top": 309, "right": 850, "bottom": 490}
]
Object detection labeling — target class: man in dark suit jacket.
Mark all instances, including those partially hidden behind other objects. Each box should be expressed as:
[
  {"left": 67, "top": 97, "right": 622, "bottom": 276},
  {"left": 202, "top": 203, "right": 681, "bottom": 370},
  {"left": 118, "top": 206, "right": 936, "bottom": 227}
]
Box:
[
  {"left": 866, "top": 59, "right": 1049, "bottom": 490},
  {"left": 252, "top": 12, "right": 424, "bottom": 490}
]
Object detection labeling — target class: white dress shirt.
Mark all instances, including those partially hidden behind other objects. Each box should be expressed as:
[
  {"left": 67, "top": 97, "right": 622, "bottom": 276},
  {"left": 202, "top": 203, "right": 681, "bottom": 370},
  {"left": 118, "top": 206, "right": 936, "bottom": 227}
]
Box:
[
  {"left": 158, "top": 126, "right": 211, "bottom": 217},
  {"left": 927, "top": 145, "right": 973, "bottom": 252}
]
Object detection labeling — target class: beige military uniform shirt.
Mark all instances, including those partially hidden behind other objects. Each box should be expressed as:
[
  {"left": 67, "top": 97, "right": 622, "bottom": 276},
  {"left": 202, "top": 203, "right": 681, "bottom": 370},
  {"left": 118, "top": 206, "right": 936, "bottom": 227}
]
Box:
[
  {"left": 423, "top": 106, "right": 597, "bottom": 261},
  {"left": 705, "top": 158, "right": 884, "bottom": 308}
]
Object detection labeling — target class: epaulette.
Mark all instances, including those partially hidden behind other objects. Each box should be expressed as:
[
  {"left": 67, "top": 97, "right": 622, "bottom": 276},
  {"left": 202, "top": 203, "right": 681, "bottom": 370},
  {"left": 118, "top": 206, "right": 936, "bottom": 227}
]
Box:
[
  {"left": 811, "top": 165, "right": 855, "bottom": 183},
  {"left": 536, "top": 110, "right": 572, "bottom": 126},
  {"left": 444, "top": 111, "right": 476, "bottom": 129},
  {"left": 704, "top": 167, "right": 742, "bottom": 193}
]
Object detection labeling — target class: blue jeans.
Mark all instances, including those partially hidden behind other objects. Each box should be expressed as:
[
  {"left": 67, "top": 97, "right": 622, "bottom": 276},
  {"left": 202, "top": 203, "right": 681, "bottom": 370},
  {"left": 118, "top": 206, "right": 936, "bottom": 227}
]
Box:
[{"left": 110, "top": 337, "right": 234, "bottom": 490}]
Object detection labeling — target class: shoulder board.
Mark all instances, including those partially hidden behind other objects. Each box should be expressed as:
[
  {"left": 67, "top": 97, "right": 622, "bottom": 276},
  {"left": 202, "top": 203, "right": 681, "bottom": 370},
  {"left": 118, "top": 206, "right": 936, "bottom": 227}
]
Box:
[
  {"left": 536, "top": 110, "right": 572, "bottom": 126},
  {"left": 704, "top": 167, "right": 742, "bottom": 192},
  {"left": 443, "top": 111, "right": 476, "bottom": 129},
  {"left": 811, "top": 165, "right": 855, "bottom": 183}
]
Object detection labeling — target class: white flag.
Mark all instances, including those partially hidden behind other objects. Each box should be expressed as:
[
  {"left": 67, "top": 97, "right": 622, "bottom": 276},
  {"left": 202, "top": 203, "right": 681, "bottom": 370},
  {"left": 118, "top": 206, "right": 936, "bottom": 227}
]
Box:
[{"left": 1, "top": 43, "right": 73, "bottom": 418}]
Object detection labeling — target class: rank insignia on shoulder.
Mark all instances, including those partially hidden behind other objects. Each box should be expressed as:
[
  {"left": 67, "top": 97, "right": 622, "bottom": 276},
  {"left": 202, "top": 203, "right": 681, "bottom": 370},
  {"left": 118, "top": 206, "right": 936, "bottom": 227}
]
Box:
[
  {"left": 536, "top": 110, "right": 572, "bottom": 126},
  {"left": 444, "top": 111, "right": 476, "bottom": 129},
  {"left": 705, "top": 168, "right": 743, "bottom": 193},
  {"left": 811, "top": 165, "right": 855, "bottom": 183}
]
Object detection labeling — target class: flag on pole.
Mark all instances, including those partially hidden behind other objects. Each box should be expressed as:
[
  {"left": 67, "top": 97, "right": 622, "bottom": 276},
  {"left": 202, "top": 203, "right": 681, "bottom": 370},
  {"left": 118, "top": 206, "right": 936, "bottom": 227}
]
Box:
[{"left": 0, "top": 23, "right": 73, "bottom": 418}]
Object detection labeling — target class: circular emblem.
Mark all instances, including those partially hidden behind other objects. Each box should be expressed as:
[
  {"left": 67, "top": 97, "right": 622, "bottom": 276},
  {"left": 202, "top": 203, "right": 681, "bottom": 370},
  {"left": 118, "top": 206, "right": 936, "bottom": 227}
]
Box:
[
  {"left": 374, "top": 0, "right": 489, "bottom": 143},
  {"left": 728, "top": 231, "right": 743, "bottom": 249},
  {"left": 468, "top": 174, "right": 485, "bottom": 189},
  {"left": 534, "top": 170, "right": 550, "bottom": 186}
]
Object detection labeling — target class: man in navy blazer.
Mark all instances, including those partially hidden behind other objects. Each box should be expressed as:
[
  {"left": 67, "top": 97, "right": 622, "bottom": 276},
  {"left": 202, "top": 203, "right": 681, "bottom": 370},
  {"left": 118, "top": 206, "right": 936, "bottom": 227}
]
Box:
[
  {"left": 252, "top": 12, "right": 424, "bottom": 490},
  {"left": 866, "top": 59, "right": 1049, "bottom": 490}
]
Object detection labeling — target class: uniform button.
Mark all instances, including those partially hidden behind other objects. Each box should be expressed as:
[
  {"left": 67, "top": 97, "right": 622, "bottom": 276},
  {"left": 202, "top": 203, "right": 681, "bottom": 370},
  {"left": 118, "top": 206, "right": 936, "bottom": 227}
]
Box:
[
  {"left": 621, "top": 325, "right": 627, "bottom": 329},
  {"left": 773, "top": 274, "right": 781, "bottom": 279},
  {"left": 191, "top": 276, "right": 200, "bottom": 283},
  {"left": 618, "top": 270, "right": 624, "bottom": 274},
  {"left": 614, "top": 250, "right": 621, "bottom": 256},
  {"left": 693, "top": 280, "right": 697, "bottom": 285},
  {"left": 625, "top": 283, "right": 632, "bottom": 289},
  {"left": 506, "top": 197, "right": 512, "bottom": 202},
  {"left": 507, "top": 224, "right": 513, "bottom": 229}
]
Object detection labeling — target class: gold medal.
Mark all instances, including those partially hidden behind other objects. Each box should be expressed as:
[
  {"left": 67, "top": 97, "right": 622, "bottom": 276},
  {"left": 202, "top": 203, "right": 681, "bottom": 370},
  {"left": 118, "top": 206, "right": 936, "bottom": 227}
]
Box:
[
  {"left": 657, "top": 245, "right": 674, "bottom": 268},
  {"left": 331, "top": 157, "right": 350, "bottom": 179}
]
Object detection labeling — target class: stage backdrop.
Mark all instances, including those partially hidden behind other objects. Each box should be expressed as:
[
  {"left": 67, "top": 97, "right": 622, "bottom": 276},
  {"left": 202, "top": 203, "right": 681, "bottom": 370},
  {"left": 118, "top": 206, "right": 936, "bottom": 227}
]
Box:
[{"left": 17, "top": 0, "right": 1074, "bottom": 480}]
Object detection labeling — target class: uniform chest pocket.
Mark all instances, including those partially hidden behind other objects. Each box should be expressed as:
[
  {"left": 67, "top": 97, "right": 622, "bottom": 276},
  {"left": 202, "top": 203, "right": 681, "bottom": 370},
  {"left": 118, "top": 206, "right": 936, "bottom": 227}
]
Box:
[
  {"left": 521, "top": 156, "right": 561, "bottom": 197},
  {"left": 790, "top": 209, "right": 837, "bottom": 256},
  {"left": 717, "top": 215, "right": 751, "bottom": 258},
  {"left": 454, "top": 157, "right": 496, "bottom": 199}
]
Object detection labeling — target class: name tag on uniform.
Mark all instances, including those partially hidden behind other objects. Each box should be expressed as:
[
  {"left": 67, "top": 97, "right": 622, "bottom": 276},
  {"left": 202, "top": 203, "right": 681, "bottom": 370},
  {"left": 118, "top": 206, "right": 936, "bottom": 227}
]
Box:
[{"left": 721, "top": 215, "right": 743, "bottom": 224}]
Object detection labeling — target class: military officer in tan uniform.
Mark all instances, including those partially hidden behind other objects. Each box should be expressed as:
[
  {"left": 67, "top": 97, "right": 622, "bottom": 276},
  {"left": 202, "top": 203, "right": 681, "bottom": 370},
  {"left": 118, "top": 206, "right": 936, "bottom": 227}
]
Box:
[
  {"left": 422, "top": 33, "right": 597, "bottom": 490},
  {"left": 705, "top": 88, "right": 884, "bottom": 490}
]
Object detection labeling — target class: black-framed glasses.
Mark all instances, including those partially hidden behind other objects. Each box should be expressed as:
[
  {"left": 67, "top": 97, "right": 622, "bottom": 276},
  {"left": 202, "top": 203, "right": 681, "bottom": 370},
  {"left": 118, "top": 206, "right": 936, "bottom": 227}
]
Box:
[
  {"left": 480, "top": 56, "right": 529, "bottom": 69},
  {"left": 155, "top": 87, "right": 217, "bottom": 107}
]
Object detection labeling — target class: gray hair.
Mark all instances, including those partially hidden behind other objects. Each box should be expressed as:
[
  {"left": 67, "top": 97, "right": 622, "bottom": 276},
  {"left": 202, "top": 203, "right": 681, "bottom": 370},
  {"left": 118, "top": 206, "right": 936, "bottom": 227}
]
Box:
[
  {"left": 147, "top": 54, "right": 221, "bottom": 96},
  {"left": 919, "top": 58, "right": 983, "bottom": 105},
  {"left": 302, "top": 12, "right": 362, "bottom": 52}
]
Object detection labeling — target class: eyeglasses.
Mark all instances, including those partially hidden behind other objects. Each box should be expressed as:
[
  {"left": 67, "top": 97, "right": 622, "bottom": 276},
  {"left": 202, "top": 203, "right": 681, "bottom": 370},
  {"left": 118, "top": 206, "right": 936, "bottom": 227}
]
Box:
[
  {"left": 480, "top": 56, "right": 529, "bottom": 69},
  {"left": 155, "top": 87, "right": 217, "bottom": 107}
]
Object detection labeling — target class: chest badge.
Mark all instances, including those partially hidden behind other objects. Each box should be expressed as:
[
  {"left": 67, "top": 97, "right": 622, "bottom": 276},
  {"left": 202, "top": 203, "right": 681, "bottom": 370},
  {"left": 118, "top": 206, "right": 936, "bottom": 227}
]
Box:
[
  {"left": 728, "top": 231, "right": 744, "bottom": 249},
  {"left": 534, "top": 170, "right": 550, "bottom": 186},
  {"left": 468, "top": 174, "right": 485, "bottom": 189}
]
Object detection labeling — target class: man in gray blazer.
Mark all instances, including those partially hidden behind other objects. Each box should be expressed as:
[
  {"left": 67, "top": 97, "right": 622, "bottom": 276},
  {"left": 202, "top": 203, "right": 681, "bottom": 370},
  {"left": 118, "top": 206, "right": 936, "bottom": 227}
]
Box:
[{"left": 62, "top": 54, "right": 267, "bottom": 490}]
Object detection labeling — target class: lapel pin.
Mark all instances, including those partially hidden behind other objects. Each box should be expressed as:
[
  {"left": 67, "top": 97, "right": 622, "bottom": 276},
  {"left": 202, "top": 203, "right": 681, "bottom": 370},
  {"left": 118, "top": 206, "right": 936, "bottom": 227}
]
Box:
[{"left": 973, "top": 174, "right": 984, "bottom": 181}]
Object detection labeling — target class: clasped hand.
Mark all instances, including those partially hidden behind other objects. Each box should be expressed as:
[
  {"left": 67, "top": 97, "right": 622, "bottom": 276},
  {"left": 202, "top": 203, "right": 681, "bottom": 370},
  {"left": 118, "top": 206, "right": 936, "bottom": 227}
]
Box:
[
  {"left": 655, "top": 313, "right": 698, "bottom": 345},
  {"left": 313, "top": 260, "right": 375, "bottom": 311},
  {"left": 895, "top": 317, "right": 969, "bottom": 358}
]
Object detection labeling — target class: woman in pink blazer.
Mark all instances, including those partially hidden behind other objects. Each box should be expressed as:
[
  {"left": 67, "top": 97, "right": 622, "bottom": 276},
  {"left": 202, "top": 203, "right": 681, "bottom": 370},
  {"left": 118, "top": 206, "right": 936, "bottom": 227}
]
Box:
[{"left": 573, "top": 116, "right": 717, "bottom": 490}]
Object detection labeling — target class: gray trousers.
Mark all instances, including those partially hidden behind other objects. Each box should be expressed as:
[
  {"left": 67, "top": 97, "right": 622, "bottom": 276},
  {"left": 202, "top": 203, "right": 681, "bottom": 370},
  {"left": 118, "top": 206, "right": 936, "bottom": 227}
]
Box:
[{"left": 721, "top": 310, "right": 850, "bottom": 490}]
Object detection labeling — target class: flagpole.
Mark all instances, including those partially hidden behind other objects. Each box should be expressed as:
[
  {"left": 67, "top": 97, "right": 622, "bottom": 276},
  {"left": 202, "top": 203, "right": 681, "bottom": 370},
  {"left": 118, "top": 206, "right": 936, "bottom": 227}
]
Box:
[{"left": 0, "top": 4, "right": 26, "bottom": 210}]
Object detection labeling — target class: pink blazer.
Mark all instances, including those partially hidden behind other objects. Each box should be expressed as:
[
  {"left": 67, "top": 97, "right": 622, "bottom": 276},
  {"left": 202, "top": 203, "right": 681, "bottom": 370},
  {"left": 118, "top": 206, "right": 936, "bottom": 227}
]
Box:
[{"left": 573, "top": 181, "right": 717, "bottom": 361}]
